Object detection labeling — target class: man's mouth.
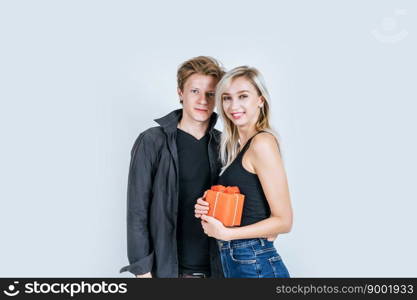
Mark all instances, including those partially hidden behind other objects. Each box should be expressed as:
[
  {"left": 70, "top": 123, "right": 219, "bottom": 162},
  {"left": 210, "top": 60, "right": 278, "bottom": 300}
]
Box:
[{"left": 195, "top": 108, "right": 208, "bottom": 112}]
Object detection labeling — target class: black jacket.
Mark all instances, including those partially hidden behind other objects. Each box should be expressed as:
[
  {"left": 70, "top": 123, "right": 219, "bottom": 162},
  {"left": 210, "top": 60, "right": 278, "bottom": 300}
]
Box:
[{"left": 119, "top": 109, "right": 224, "bottom": 278}]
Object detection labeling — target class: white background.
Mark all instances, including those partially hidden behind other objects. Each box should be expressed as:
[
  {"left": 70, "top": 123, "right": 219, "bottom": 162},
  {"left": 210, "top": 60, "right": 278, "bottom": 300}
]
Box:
[{"left": 0, "top": 0, "right": 416, "bottom": 277}]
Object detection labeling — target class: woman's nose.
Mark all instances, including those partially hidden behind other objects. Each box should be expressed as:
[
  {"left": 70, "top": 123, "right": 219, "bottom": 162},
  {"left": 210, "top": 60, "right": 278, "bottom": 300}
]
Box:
[{"left": 230, "top": 98, "right": 239, "bottom": 109}]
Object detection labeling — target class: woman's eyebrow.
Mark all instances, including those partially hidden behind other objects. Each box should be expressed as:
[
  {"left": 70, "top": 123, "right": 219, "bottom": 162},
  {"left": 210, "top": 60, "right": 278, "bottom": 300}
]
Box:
[{"left": 223, "top": 90, "right": 251, "bottom": 95}]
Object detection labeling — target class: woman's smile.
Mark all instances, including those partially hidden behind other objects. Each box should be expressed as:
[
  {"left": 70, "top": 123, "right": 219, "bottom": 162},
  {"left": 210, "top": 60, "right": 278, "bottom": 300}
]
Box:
[{"left": 230, "top": 112, "right": 245, "bottom": 119}]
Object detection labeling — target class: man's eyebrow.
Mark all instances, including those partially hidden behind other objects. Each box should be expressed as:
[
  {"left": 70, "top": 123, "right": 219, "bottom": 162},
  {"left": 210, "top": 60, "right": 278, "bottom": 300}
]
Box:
[{"left": 190, "top": 87, "right": 215, "bottom": 93}]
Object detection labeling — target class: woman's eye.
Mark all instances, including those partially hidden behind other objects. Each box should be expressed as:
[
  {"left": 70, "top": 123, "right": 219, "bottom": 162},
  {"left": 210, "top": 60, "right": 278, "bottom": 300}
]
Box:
[
  {"left": 222, "top": 96, "right": 231, "bottom": 101},
  {"left": 239, "top": 94, "right": 248, "bottom": 99}
]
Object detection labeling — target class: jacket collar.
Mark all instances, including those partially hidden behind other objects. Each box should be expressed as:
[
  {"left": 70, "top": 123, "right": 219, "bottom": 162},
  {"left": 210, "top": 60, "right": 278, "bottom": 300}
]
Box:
[{"left": 154, "top": 109, "right": 219, "bottom": 134}]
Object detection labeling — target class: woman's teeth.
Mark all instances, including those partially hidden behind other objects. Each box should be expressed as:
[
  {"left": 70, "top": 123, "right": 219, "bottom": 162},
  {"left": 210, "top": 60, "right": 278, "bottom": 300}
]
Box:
[{"left": 231, "top": 112, "right": 244, "bottom": 119}]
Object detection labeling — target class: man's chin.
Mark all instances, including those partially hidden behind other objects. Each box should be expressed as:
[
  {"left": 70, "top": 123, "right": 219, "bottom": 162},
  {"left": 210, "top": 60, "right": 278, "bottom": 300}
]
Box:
[{"left": 191, "top": 111, "right": 212, "bottom": 123}]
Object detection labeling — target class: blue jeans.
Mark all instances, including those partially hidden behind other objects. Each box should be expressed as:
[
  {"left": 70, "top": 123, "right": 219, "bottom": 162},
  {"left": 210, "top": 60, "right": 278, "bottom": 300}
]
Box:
[{"left": 217, "top": 238, "right": 290, "bottom": 278}]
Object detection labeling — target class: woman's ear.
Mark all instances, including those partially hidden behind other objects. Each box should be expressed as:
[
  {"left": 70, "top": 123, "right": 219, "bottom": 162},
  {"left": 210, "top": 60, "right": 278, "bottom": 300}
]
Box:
[{"left": 258, "top": 95, "right": 265, "bottom": 107}]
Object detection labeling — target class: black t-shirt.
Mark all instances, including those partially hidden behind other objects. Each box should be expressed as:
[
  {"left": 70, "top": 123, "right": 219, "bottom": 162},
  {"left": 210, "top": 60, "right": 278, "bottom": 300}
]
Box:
[
  {"left": 176, "top": 128, "right": 211, "bottom": 273},
  {"left": 217, "top": 131, "right": 271, "bottom": 227}
]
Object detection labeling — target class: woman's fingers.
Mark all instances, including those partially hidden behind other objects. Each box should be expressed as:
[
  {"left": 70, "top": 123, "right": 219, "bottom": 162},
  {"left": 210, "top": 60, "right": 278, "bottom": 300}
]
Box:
[
  {"left": 266, "top": 234, "right": 278, "bottom": 241},
  {"left": 195, "top": 204, "right": 209, "bottom": 212},
  {"left": 195, "top": 204, "right": 209, "bottom": 210},
  {"left": 195, "top": 210, "right": 208, "bottom": 215},
  {"left": 195, "top": 206, "right": 209, "bottom": 214},
  {"left": 195, "top": 210, "right": 209, "bottom": 218},
  {"left": 197, "top": 198, "right": 209, "bottom": 206},
  {"left": 195, "top": 210, "right": 209, "bottom": 216},
  {"left": 195, "top": 197, "right": 209, "bottom": 219}
]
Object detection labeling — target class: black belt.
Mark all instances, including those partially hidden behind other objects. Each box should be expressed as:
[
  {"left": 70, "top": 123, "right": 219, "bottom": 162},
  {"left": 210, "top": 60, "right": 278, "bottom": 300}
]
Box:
[{"left": 179, "top": 271, "right": 209, "bottom": 278}]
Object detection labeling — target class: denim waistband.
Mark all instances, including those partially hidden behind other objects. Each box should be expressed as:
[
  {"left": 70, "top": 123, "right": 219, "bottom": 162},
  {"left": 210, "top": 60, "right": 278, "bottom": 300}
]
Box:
[{"left": 217, "top": 238, "right": 271, "bottom": 249}]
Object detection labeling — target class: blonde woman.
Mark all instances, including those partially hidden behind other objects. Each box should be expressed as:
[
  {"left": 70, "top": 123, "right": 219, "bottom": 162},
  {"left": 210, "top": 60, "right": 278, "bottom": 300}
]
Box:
[{"left": 194, "top": 66, "right": 293, "bottom": 278}]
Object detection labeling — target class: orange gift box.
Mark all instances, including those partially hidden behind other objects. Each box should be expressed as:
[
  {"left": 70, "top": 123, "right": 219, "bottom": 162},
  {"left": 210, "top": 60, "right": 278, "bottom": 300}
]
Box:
[{"left": 204, "top": 185, "right": 245, "bottom": 227}]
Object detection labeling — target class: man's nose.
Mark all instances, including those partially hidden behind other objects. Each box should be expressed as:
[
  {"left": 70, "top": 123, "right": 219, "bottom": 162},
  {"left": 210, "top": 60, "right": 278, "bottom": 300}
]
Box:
[{"left": 198, "top": 93, "right": 208, "bottom": 104}]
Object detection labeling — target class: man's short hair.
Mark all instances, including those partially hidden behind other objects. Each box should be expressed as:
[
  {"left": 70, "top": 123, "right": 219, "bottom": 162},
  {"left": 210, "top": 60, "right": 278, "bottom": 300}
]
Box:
[{"left": 177, "top": 56, "right": 225, "bottom": 103}]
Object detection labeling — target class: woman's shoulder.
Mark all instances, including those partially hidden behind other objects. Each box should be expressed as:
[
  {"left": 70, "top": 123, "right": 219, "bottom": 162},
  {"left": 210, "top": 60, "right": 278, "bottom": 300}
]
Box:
[
  {"left": 248, "top": 131, "right": 281, "bottom": 158},
  {"left": 252, "top": 131, "right": 278, "bottom": 148},
  {"left": 242, "top": 131, "right": 281, "bottom": 173}
]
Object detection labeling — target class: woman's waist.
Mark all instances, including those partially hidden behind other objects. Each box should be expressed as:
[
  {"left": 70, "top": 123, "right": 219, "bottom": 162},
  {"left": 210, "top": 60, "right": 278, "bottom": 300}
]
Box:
[
  {"left": 217, "top": 237, "right": 273, "bottom": 249},
  {"left": 240, "top": 208, "right": 270, "bottom": 225}
]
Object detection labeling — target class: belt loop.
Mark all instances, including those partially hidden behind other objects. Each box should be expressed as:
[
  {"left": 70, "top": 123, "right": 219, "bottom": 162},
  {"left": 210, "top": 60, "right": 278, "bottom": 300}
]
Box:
[
  {"left": 218, "top": 240, "right": 231, "bottom": 249},
  {"left": 259, "top": 238, "right": 265, "bottom": 247}
]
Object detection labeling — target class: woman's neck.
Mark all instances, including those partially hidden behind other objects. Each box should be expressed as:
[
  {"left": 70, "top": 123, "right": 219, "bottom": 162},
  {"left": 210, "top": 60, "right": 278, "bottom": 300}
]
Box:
[{"left": 237, "top": 125, "right": 258, "bottom": 148}]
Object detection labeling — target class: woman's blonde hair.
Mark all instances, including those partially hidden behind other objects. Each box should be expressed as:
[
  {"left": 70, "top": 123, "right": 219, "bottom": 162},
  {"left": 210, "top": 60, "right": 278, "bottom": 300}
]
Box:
[{"left": 215, "top": 66, "right": 281, "bottom": 173}]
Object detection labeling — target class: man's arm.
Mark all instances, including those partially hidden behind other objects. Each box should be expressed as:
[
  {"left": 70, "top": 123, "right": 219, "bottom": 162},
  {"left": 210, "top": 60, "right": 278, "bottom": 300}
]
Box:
[{"left": 120, "top": 131, "right": 158, "bottom": 276}]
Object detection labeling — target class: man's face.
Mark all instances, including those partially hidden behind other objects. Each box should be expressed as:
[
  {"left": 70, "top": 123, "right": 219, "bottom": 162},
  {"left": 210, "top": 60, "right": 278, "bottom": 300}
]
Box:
[{"left": 178, "top": 73, "right": 218, "bottom": 123}]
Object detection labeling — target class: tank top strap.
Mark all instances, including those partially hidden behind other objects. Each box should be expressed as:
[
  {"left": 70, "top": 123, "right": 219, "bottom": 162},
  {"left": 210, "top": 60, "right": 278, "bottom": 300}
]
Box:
[{"left": 239, "top": 130, "right": 266, "bottom": 156}]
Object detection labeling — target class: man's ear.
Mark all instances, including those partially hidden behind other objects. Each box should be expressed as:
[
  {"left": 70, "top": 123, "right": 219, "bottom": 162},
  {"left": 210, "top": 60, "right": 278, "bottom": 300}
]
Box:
[{"left": 177, "top": 88, "right": 184, "bottom": 104}]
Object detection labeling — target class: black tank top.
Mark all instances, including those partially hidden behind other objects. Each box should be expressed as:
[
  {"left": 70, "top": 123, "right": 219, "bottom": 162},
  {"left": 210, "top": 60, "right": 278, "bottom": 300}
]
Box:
[{"left": 217, "top": 131, "right": 271, "bottom": 226}]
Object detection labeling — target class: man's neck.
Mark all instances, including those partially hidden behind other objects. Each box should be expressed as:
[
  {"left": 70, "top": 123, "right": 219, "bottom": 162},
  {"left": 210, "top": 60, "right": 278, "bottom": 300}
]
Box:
[{"left": 177, "top": 113, "right": 210, "bottom": 140}]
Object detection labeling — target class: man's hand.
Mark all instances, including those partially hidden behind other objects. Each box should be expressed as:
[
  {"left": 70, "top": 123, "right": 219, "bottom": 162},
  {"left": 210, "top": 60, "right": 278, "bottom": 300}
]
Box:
[{"left": 136, "top": 272, "right": 152, "bottom": 278}]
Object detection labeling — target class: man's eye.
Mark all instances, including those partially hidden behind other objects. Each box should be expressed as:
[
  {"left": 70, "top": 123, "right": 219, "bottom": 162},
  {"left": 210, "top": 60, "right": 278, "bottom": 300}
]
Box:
[
  {"left": 207, "top": 92, "right": 215, "bottom": 97},
  {"left": 191, "top": 89, "right": 199, "bottom": 94}
]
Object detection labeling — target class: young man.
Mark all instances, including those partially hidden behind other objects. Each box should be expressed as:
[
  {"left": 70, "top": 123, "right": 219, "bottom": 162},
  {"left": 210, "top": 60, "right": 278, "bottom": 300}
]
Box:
[{"left": 120, "top": 56, "right": 225, "bottom": 278}]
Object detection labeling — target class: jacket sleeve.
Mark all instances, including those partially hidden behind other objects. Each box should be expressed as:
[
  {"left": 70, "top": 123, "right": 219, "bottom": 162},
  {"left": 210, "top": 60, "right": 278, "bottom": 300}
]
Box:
[{"left": 119, "top": 132, "right": 158, "bottom": 275}]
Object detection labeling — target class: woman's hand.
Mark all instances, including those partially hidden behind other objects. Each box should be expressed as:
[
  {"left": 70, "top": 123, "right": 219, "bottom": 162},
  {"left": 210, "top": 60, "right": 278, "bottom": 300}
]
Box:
[
  {"left": 266, "top": 235, "right": 278, "bottom": 241},
  {"left": 200, "top": 214, "right": 230, "bottom": 241},
  {"left": 194, "top": 197, "right": 209, "bottom": 218}
]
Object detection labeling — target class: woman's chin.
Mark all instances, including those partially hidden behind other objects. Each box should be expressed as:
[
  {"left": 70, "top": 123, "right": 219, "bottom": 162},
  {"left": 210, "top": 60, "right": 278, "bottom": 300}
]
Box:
[
  {"left": 227, "top": 115, "right": 244, "bottom": 125},
  {"left": 230, "top": 119, "right": 246, "bottom": 127}
]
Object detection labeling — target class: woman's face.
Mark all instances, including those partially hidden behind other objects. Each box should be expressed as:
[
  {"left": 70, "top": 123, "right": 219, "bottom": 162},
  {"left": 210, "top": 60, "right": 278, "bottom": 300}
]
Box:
[{"left": 221, "top": 76, "right": 264, "bottom": 128}]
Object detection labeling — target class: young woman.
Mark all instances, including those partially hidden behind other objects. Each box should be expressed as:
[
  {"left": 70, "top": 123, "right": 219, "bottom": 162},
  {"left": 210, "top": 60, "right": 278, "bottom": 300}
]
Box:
[{"left": 194, "top": 66, "right": 293, "bottom": 278}]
